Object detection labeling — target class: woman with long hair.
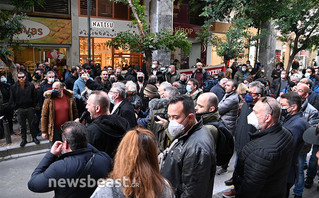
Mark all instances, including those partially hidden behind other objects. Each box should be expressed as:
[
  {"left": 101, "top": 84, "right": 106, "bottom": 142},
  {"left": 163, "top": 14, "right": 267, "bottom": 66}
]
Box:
[{"left": 91, "top": 127, "right": 174, "bottom": 198}]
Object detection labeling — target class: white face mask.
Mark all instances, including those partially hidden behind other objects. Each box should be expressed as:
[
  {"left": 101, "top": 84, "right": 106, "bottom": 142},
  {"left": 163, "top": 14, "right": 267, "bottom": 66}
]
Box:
[
  {"left": 247, "top": 111, "right": 260, "bottom": 130},
  {"left": 281, "top": 74, "right": 286, "bottom": 79},
  {"left": 168, "top": 116, "right": 188, "bottom": 137},
  {"left": 152, "top": 64, "right": 157, "bottom": 69},
  {"left": 261, "top": 70, "right": 264, "bottom": 73}
]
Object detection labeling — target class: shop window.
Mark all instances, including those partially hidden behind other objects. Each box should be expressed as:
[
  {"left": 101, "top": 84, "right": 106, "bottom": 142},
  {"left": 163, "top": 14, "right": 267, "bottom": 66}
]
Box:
[
  {"left": 80, "top": 0, "right": 97, "bottom": 16},
  {"left": 34, "top": 0, "right": 70, "bottom": 15},
  {"left": 79, "top": 37, "right": 94, "bottom": 65},
  {"left": 98, "top": 0, "right": 112, "bottom": 17},
  {"left": 114, "top": 2, "right": 129, "bottom": 19}
]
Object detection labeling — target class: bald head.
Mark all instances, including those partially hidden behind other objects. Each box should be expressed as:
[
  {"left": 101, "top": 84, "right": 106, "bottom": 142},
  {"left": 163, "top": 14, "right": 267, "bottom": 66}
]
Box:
[
  {"left": 195, "top": 92, "right": 219, "bottom": 114},
  {"left": 296, "top": 83, "right": 309, "bottom": 102}
]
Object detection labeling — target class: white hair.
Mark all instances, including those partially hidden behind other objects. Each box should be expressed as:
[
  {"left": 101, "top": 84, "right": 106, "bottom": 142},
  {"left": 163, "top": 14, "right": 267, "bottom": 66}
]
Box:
[{"left": 126, "top": 80, "right": 137, "bottom": 93}]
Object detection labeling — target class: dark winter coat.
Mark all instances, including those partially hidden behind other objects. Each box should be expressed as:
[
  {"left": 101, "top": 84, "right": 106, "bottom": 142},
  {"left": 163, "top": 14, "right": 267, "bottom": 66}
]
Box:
[
  {"left": 161, "top": 120, "right": 216, "bottom": 198},
  {"left": 282, "top": 112, "right": 309, "bottom": 185},
  {"left": 65, "top": 74, "right": 78, "bottom": 90},
  {"left": 10, "top": 81, "right": 37, "bottom": 109},
  {"left": 87, "top": 114, "right": 129, "bottom": 158},
  {"left": 233, "top": 123, "right": 294, "bottom": 198},
  {"left": 307, "top": 91, "right": 319, "bottom": 111},
  {"left": 270, "top": 77, "right": 291, "bottom": 98},
  {"left": 234, "top": 102, "right": 256, "bottom": 153},
  {"left": 111, "top": 99, "right": 137, "bottom": 129},
  {"left": 28, "top": 144, "right": 112, "bottom": 198},
  {"left": 210, "top": 83, "right": 225, "bottom": 102}
]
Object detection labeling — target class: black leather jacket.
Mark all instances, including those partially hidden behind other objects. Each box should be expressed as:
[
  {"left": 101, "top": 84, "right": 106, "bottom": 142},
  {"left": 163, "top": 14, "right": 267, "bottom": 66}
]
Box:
[{"left": 161, "top": 120, "right": 216, "bottom": 198}]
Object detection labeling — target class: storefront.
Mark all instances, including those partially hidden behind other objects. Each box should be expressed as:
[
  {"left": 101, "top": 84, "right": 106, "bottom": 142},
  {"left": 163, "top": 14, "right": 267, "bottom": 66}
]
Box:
[
  {"left": 11, "top": 17, "right": 72, "bottom": 72},
  {"left": 78, "top": 17, "right": 142, "bottom": 69}
]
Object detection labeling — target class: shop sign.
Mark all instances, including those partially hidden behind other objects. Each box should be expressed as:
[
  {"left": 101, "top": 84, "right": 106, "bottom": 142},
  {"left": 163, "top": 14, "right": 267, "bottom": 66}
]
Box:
[
  {"left": 180, "top": 65, "right": 225, "bottom": 79},
  {"left": 13, "top": 20, "right": 50, "bottom": 40},
  {"left": 173, "top": 23, "right": 201, "bottom": 38},
  {"left": 79, "top": 17, "right": 139, "bottom": 38},
  {"left": 12, "top": 17, "right": 72, "bottom": 45}
]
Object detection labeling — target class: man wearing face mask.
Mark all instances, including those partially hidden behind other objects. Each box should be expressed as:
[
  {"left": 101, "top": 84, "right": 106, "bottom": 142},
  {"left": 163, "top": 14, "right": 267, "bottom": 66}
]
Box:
[
  {"left": 299, "top": 77, "right": 319, "bottom": 111},
  {"left": 114, "top": 67, "right": 124, "bottom": 81},
  {"left": 151, "top": 60, "right": 165, "bottom": 84},
  {"left": 280, "top": 92, "right": 309, "bottom": 198},
  {"left": 166, "top": 64, "right": 181, "bottom": 84},
  {"left": 223, "top": 81, "right": 264, "bottom": 188},
  {"left": 294, "top": 83, "right": 319, "bottom": 194},
  {"left": 73, "top": 69, "right": 93, "bottom": 115},
  {"left": 227, "top": 97, "right": 294, "bottom": 198},
  {"left": 191, "top": 62, "right": 209, "bottom": 88},
  {"left": 234, "top": 64, "right": 251, "bottom": 83},
  {"left": 186, "top": 78, "right": 203, "bottom": 105},
  {"left": 41, "top": 82, "right": 78, "bottom": 146},
  {"left": 38, "top": 71, "right": 57, "bottom": 109},
  {"left": 64, "top": 66, "right": 79, "bottom": 90},
  {"left": 161, "top": 95, "right": 216, "bottom": 198},
  {"left": 270, "top": 70, "right": 291, "bottom": 98},
  {"left": 108, "top": 82, "right": 137, "bottom": 129},
  {"left": 32, "top": 69, "right": 45, "bottom": 136}
]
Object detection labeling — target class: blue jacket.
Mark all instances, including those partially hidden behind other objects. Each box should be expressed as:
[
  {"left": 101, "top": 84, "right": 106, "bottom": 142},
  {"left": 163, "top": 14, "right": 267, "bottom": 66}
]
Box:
[
  {"left": 282, "top": 112, "right": 309, "bottom": 184},
  {"left": 73, "top": 77, "right": 93, "bottom": 100},
  {"left": 28, "top": 144, "right": 112, "bottom": 198},
  {"left": 210, "top": 83, "right": 225, "bottom": 102}
]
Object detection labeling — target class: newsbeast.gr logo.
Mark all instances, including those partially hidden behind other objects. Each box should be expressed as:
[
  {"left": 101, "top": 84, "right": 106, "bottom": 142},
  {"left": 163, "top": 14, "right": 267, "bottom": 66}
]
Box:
[{"left": 48, "top": 176, "right": 139, "bottom": 188}]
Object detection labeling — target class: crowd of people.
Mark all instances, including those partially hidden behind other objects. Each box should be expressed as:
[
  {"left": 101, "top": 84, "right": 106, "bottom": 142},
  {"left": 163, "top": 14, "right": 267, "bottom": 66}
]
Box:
[{"left": 1, "top": 58, "right": 319, "bottom": 198}]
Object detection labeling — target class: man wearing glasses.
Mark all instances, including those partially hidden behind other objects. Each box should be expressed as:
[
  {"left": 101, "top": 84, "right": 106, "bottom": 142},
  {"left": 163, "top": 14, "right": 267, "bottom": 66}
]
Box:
[
  {"left": 229, "top": 97, "right": 294, "bottom": 197},
  {"left": 10, "top": 72, "right": 38, "bottom": 147}
]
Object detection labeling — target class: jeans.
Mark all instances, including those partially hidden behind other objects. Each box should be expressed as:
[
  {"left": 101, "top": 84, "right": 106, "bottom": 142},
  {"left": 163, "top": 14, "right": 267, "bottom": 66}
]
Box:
[
  {"left": 293, "top": 154, "right": 307, "bottom": 196},
  {"left": 17, "top": 107, "right": 36, "bottom": 140},
  {"left": 306, "top": 145, "right": 319, "bottom": 179},
  {"left": 49, "top": 128, "right": 62, "bottom": 147}
]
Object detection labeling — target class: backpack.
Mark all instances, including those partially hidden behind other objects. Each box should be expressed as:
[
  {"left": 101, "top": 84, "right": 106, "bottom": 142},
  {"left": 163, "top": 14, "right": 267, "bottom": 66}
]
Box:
[
  {"left": 203, "top": 79, "right": 217, "bottom": 92},
  {"left": 206, "top": 120, "right": 234, "bottom": 166}
]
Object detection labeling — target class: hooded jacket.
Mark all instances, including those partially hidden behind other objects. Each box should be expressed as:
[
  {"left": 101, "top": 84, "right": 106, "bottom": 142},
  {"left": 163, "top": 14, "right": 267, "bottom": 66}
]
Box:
[
  {"left": 41, "top": 89, "right": 78, "bottom": 141},
  {"left": 87, "top": 114, "right": 129, "bottom": 159}
]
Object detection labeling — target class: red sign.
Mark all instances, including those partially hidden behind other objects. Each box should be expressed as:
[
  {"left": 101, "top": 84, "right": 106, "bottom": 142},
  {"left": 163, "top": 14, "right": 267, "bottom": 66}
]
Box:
[
  {"left": 173, "top": 23, "right": 201, "bottom": 38},
  {"left": 180, "top": 66, "right": 225, "bottom": 79}
]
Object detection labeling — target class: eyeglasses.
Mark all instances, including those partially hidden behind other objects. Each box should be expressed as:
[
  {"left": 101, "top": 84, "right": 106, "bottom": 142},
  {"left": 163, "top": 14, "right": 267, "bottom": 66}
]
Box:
[
  {"left": 18, "top": 76, "right": 25, "bottom": 79},
  {"left": 262, "top": 97, "right": 273, "bottom": 115},
  {"left": 247, "top": 91, "right": 260, "bottom": 96}
]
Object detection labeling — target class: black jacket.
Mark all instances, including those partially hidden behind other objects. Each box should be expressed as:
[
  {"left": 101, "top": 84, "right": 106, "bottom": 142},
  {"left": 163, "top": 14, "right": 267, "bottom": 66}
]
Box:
[
  {"left": 210, "top": 83, "right": 225, "bottom": 102},
  {"left": 282, "top": 112, "right": 309, "bottom": 185},
  {"left": 87, "top": 114, "right": 129, "bottom": 158},
  {"left": 161, "top": 120, "right": 216, "bottom": 198},
  {"left": 111, "top": 99, "right": 137, "bottom": 129},
  {"left": 65, "top": 74, "right": 78, "bottom": 90},
  {"left": 28, "top": 144, "right": 112, "bottom": 198},
  {"left": 0, "top": 82, "right": 11, "bottom": 103},
  {"left": 307, "top": 91, "right": 319, "bottom": 110},
  {"left": 234, "top": 102, "right": 256, "bottom": 153},
  {"left": 85, "top": 78, "right": 110, "bottom": 93},
  {"left": 270, "top": 77, "right": 291, "bottom": 98},
  {"left": 233, "top": 123, "right": 294, "bottom": 198},
  {"left": 10, "top": 81, "right": 37, "bottom": 109}
]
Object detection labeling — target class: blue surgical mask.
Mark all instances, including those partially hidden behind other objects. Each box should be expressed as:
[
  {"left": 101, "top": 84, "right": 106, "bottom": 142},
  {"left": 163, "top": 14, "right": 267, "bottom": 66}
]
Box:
[
  {"left": 1, "top": 77, "right": 7, "bottom": 83},
  {"left": 48, "top": 78, "right": 55, "bottom": 83},
  {"left": 186, "top": 85, "right": 192, "bottom": 93},
  {"left": 305, "top": 73, "right": 311, "bottom": 79},
  {"left": 168, "top": 68, "right": 172, "bottom": 73},
  {"left": 108, "top": 93, "right": 115, "bottom": 104},
  {"left": 245, "top": 93, "right": 254, "bottom": 103},
  {"left": 242, "top": 68, "right": 246, "bottom": 72},
  {"left": 87, "top": 90, "right": 92, "bottom": 95},
  {"left": 52, "top": 90, "right": 59, "bottom": 97}
]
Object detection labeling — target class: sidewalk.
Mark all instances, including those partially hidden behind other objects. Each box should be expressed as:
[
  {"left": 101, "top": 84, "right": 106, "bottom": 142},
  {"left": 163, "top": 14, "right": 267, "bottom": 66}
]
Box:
[{"left": 0, "top": 122, "right": 50, "bottom": 161}]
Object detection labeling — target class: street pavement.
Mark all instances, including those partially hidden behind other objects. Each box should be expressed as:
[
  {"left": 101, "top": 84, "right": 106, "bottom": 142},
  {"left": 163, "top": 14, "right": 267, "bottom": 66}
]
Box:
[{"left": 0, "top": 151, "right": 318, "bottom": 198}]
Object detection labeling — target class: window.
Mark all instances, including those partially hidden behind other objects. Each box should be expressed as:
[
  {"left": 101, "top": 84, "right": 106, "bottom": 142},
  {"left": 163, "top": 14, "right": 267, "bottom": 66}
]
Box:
[
  {"left": 79, "top": 0, "right": 134, "bottom": 20},
  {"left": 34, "top": 0, "right": 70, "bottom": 15}
]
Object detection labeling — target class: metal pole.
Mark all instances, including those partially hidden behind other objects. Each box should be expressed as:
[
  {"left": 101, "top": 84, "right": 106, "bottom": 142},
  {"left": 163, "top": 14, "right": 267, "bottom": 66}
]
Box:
[
  {"left": 87, "top": 0, "right": 91, "bottom": 62},
  {"left": 2, "top": 118, "right": 12, "bottom": 144}
]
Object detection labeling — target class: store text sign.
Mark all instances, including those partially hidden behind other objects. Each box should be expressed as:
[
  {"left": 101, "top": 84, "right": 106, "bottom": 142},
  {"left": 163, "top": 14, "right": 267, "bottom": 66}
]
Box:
[
  {"left": 92, "top": 21, "right": 114, "bottom": 29},
  {"left": 13, "top": 19, "right": 50, "bottom": 40}
]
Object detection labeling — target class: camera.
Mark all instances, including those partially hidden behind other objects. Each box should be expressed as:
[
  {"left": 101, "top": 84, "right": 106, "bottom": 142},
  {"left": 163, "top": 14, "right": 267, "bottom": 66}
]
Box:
[{"left": 154, "top": 112, "right": 168, "bottom": 122}]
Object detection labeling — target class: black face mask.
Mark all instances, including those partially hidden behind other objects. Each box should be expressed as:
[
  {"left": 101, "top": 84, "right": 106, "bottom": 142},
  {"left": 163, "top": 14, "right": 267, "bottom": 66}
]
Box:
[
  {"left": 35, "top": 73, "right": 41, "bottom": 80},
  {"left": 110, "top": 78, "right": 115, "bottom": 83},
  {"left": 180, "top": 80, "right": 186, "bottom": 84},
  {"left": 138, "top": 77, "right": 144, "bottom": 82},
  {"left": 52, "top": 90, "right": 59, "bottom": 97}
]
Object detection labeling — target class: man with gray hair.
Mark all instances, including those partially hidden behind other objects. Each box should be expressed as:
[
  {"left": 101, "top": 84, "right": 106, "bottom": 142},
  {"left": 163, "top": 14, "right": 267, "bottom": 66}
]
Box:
[
  {"left": 223, "top": 81, "right": 264, "bottom": 187},
  {"left": 108, "top": 82, "right": 137, "bottom": 129},
  {"left": 210, "top": 78, "right": 227, "bottom": 102},
  {"left": 224, "top": 97, "right": 294, "bottom": 197}
]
